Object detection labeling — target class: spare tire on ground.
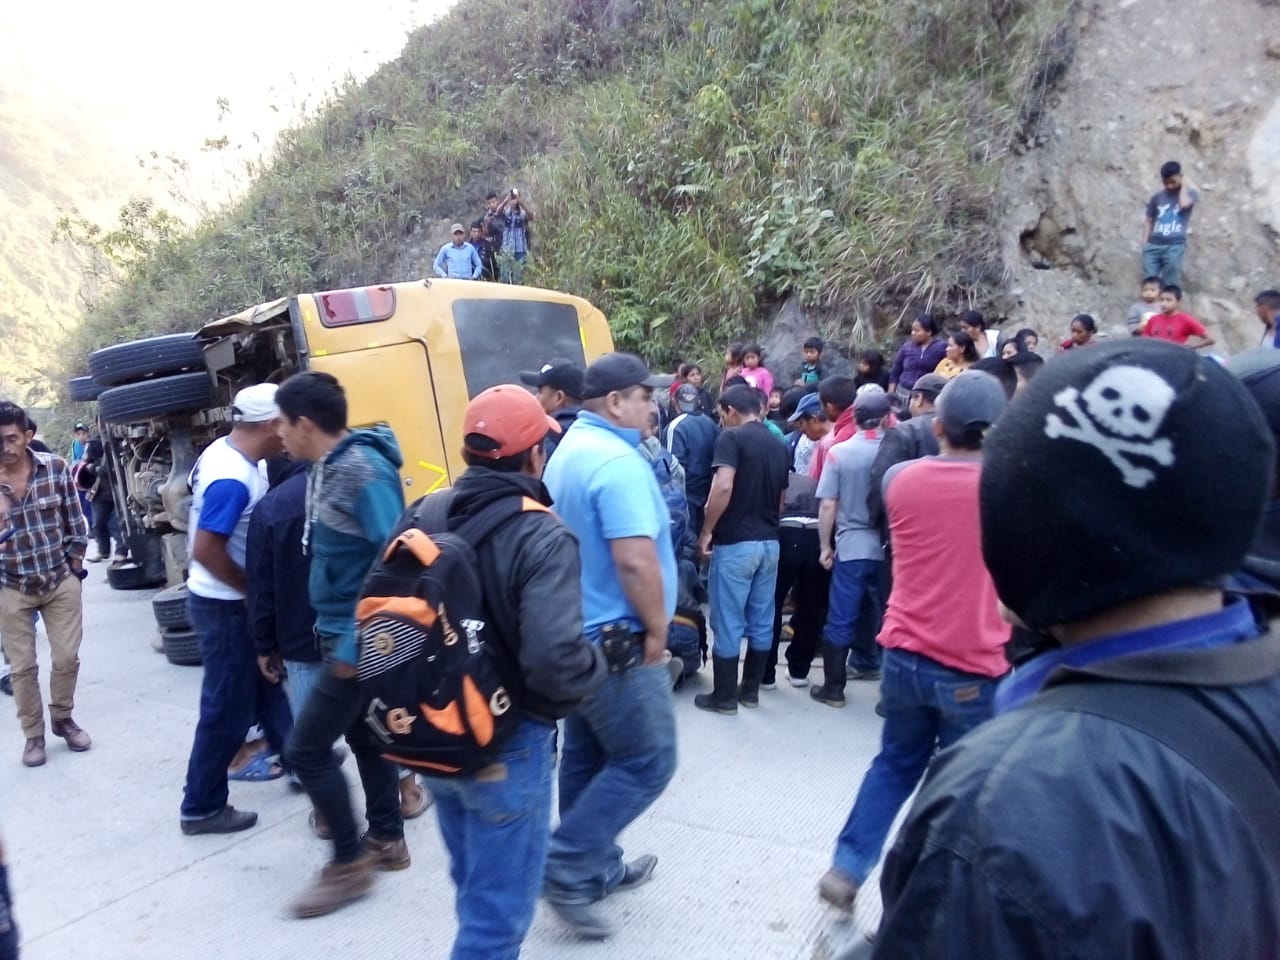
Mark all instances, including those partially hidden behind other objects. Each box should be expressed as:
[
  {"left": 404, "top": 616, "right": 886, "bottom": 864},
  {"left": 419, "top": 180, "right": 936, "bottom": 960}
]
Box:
[
  {"left": 106, "top": 562, "right": 165, "bottom": 591},
  {"left": 89, "top": 334, "right": 206, "bottom": 387},
  {"left": 151, "top": 584, "right": 190, "bottom": 631},
  {"left": 98, "top": 372, "right": 214, "bottom": 425},
  {"left": 67, "top": 376, "right": 103, "bottom": 402},
  {"left": 162, "top": 627, "right": 202, "bottom": 666}
]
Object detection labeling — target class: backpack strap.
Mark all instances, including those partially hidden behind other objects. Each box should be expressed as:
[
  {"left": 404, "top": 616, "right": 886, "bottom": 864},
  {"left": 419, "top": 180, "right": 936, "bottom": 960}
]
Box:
[
  {"left": 450, "top": 495, "right": 549, "bottom": 550},
  {"left": 1031, "top": 681, "right": 1280, "bottom": 875}
]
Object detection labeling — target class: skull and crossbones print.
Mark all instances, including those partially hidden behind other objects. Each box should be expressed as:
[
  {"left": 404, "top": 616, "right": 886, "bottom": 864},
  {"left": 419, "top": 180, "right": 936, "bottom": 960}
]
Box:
[{"left": 1043, "top": 365, "right": 1177, "bottom": 489}]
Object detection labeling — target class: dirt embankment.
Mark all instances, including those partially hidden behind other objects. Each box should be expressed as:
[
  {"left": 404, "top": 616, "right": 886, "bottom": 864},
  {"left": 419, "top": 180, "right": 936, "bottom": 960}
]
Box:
[{"left": 999, "top": 0, "right": 1280, "bottom": 351}]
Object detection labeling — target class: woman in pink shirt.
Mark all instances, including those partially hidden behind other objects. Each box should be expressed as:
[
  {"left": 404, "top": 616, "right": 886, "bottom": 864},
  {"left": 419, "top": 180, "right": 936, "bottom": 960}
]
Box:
[{"left": 740, "top": 344, "right": 774, "bottom": 397}]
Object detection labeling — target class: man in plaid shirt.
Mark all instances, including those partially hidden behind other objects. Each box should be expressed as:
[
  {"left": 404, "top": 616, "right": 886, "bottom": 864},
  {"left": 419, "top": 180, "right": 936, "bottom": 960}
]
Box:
[{"left": 0, "top": 401, "right": 91, "bottom": 768}]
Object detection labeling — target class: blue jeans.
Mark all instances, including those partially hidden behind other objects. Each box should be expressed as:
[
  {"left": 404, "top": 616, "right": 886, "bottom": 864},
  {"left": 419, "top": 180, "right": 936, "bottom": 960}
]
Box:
[
  {"left": 284, "top": 659, "right": 325, "bottom": 719},
  {"left": 285, "top": 665, "right": 403, "bottom": 861},
  {"left": 181, "top": 594, "right": 293, "bottom": 819},
  {"left": 832, "top": 648, "right": 1001, "bottom": 883},
  {"left": 425, "top": 720, "right": 556, "bottom": 960},
  {"left": 1142, "top": 242, "right": 1186, "bottom": 287},
  {"left": 709, "top": 539, "right": 780, "bottom": 658},
  {"left": 545, "top": 663, "right": 678, "bottom": 902},
  {"left": 823, "top": 558, "right": 884, "bottom": 671}
]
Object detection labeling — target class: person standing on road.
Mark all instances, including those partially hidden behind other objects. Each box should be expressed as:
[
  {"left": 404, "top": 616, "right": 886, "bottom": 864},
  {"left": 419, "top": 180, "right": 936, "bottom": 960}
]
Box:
[
  {"left": 541, "top": 352, "right": 678, "bottom": 940},
  {"left": 80, "top": 441, "right": 127, "bottom": 565},
  {"left": 433, "top": 223, "right": 483, "bottom": 280},
  {"left": 275, "top": 371, "right": 415, "bottom": 918},
  {"left": 0, "top": 401, "right": 90, "bottom": 769},
  {"left": 875, "top": 343, "right": 1280, "bottom": 956},
  {"left": 417, "top": 385, "right": 607, "bottom": 960},
  {"left": 695, "top": 384, "right": 790, "bottom": 714},
  {"left": 178, "top": 385, "right": 292, "bottom": 833},
  {"left": 817, "top": 371, "right": 1009, "bottom": 913},
  {"left": 810, "top": 390, "right": 891, "bottom": 707},
  {"left": 663, "top": 383, "right": 719, "bottom": 538},
  {"left": 1142, "top": 160, "right": 1199, "bottom": 287}
]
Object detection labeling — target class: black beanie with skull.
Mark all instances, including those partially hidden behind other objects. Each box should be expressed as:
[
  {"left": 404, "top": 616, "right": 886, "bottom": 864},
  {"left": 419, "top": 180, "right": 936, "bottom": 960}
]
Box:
[{"left": 980, "top": 339, "right": 1274, "bottom": 631}]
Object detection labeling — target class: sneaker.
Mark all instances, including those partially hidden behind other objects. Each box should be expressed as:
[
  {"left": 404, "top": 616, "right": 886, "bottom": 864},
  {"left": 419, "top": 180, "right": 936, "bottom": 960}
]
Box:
[
  {"left": 50, "top": 716, "right": 92, "bottom": 751},
  {"left": 545, "top": 898, "right": 615, "bottom": 940},
  {"left": 760, "top": 678, "right": 778, "bottom": 691},
  {"left": 849, "top": 669, "right": 881, "bottom": 682},
  {"left": 818, "top": 867, "right": 859, "bottom": 912},
  {"left": 22, "top": 737, "right": 46, "bottom": 767},
  {"left": 615, "top": 854, "right": 657, "bottom": 893},
  {"left": 810, "top": 684, "right": 847, "bottom": 708},
  {"left": 788, "top": 674, "right": 810, "bottom": 688},
  {"left": 361, "top": 833, "right": 411, "bottom": 871},
  {"left": 290, "top": 858, "right": 376, "bottom": 919},
  {"left": 85, "top": 551, "right": 105, "bottom": 563},
  {"left": 181, "top": 805, "right": 258, "bottom": 835}
]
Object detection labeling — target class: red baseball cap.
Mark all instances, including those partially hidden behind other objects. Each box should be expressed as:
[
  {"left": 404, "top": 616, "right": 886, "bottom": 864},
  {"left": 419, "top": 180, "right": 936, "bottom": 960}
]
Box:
[{"left": 463, "top": 385, "right": 560, "bottom": 459}]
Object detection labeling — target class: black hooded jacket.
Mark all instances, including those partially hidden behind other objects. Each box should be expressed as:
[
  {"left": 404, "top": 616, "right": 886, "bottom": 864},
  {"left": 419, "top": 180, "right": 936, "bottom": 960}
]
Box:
[
  {"left": 436, "top": 466, "right": 605, "bottom": 723},
  {"left": 246, "top": 459, "right": 319, "bottom": 663}
]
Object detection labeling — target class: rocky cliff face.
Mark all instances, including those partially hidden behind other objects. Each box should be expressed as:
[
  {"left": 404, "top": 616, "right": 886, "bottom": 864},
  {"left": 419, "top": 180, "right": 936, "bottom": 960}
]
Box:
[{"left": 999, "top": 0, "right": 1280, "bottom": 351}]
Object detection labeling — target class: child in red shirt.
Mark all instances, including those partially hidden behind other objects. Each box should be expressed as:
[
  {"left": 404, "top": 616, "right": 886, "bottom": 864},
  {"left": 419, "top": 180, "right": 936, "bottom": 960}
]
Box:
[{"left": 1141, "top": 285, "right": 1215, "bottom": 349}]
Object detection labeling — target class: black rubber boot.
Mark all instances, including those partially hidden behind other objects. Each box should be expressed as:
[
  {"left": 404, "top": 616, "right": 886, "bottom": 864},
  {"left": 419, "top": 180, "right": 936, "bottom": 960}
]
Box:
[
  {"left": 810, "top": 643, "right": 847, "bottom": 708},
  {"left": 738, "top": 648, "right": 769, "bottom": 708},
  {"left": 694, "top": 657, "right": 739, "bottom": 715}
]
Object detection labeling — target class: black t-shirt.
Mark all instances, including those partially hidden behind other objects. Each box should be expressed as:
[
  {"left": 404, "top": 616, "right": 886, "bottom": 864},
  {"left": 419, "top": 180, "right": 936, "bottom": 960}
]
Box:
[{"left": 711, "top": 421, "right": 790, "bottom": 545}]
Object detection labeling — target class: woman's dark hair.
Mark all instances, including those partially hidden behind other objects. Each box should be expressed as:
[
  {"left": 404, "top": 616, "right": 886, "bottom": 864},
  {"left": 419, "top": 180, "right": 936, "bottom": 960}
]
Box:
[
  {"left": 949, "top": 330, "right": 978, "bottom": 363},
  {"left": 959, "top": 309, "right": 986, "bottom": 331},
  {"left": 1015, "top": 328, "right": 1039, "bottom": 348},
  {"left": 1071, "top": 314, "right": 1097, "bottom": 334},
  {"left": 684, "top": 364, "right": 702, "bottom": 379},
  {"left": 912, "top": 314, "right": 940, "bottom": 337},
  {"left": 859, "top": 349, "right": 885, "bottom": 373},
  {"left": 85, "top": 439, "right": 105, "bottom": 462},
  {"left": 998, "top": 334, "right": 1027, "bottom": 358},
  {"left": 971, "top": 357, "right": 1018, "bottom": 400},
  {"left": 276, "top": 371, "right": 348, "bottom": 434},
  {"left": 726, "top": 343, "right": 745, "bottom": 365}
]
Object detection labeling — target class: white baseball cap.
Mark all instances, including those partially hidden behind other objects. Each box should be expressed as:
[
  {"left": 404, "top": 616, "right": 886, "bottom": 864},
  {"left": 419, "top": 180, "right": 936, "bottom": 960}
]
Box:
[{"left": 231, "top": 383, "right": 280, "bottom": 423}]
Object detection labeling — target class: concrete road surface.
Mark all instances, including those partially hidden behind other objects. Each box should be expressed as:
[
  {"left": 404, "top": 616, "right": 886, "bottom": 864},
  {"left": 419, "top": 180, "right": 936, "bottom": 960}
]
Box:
[{"left": 2, "top": 571, "right": 890, "bottom": 959}]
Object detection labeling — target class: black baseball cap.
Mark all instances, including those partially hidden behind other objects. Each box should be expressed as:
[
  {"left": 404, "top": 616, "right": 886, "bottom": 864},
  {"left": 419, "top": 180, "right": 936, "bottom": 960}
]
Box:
[
  {"left": 519, "top": 361, "right": 584, "bottom": 400},
  {"left": 582, "top": 352, "right": 664, "bottom": 400}
]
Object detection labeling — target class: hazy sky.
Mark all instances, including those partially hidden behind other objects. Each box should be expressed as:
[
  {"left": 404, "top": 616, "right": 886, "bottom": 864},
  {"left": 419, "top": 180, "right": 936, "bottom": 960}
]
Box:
[{"left": 1, "top": 0, "right": 457, "bottom": 167}]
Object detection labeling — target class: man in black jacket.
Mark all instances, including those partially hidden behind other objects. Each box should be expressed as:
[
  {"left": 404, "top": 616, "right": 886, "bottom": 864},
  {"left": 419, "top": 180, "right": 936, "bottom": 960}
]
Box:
[
  {"left": 417, "top": 384, "right": 607, "bottom": 959},
  {"left": 663, "top": 383, "right": 718, "bottom": 538},
  {"left": 872, "top": 342, "right": 1280, "bottom": 958},
  {"left": 520, "top": 361, "right": 584, "bottom": 461}
]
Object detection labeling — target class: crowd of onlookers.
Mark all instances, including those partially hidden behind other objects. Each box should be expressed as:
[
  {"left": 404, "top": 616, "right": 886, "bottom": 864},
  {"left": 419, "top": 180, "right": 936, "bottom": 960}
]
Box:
[{"left": 431, "top": 188, "right": 535, "bottom": 283}]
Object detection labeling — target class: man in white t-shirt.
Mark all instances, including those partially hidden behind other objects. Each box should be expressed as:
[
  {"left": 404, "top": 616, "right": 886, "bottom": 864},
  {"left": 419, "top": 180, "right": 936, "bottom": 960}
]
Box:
[{"left": 179, "top": 384, "right": 289, "bottom": 835}]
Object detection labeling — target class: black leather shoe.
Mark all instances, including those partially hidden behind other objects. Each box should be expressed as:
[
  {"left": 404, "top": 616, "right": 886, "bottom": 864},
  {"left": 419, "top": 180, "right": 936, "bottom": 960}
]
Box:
[{"left": 181, "top": 805, "right": 258, "bottom": 835}]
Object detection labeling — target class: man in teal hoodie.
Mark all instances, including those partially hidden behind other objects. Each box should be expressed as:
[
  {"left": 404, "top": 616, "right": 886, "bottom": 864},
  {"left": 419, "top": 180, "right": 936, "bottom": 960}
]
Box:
[{"left": 275, "top": 371, "right": 412, "bottom": 918}]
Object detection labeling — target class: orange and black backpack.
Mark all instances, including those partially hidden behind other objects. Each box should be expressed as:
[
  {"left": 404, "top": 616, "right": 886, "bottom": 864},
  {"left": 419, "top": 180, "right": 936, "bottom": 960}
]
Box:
[{"left": 355, "top": 491, "right": 543, "bottom": 776}]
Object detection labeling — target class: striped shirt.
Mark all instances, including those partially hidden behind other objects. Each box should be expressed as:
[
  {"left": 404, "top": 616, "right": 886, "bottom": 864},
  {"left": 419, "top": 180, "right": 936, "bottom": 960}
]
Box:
[{"left": 0, "top": 450, "right": 89, "bottom": 596}]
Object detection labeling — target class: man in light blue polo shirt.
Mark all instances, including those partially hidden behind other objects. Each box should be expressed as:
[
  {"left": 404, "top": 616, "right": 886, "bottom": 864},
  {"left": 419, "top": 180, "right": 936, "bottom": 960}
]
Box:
[
  {"left": 432, "top": 223, "right": 483, "bottom": 279},
  {"left": 541, "top": 352, "right": 678, "bottom": 941}
]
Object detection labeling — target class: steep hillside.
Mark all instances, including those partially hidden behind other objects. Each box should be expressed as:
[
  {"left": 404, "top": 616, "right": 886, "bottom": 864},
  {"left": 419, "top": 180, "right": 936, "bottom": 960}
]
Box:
[
  {"left": 0, "top": 82, "right": 139, "bottom": 402},
  {"left": 62, "top": 0, "right": 1073, "bottom": 380},
  {"left": 999, "top": 0, "right": 1280, "bottom": 349}
]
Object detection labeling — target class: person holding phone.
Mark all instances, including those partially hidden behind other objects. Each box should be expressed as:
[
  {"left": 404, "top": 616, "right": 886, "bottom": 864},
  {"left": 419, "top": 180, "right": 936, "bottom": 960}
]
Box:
[{"left": 498, "top": 187, "right": 535, "bottom": 284}]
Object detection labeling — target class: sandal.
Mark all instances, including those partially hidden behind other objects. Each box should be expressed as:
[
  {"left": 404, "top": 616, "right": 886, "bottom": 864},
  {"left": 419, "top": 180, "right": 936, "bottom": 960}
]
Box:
[{"left": 228, "top": 750, "right": 284, "bottom": 782}]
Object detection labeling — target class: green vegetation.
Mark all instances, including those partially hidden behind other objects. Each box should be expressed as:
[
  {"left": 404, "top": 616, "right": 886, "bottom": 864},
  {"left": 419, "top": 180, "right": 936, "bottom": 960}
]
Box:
[{"left": 63, "top": 0, "right": 1072, "bottom": 379}]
